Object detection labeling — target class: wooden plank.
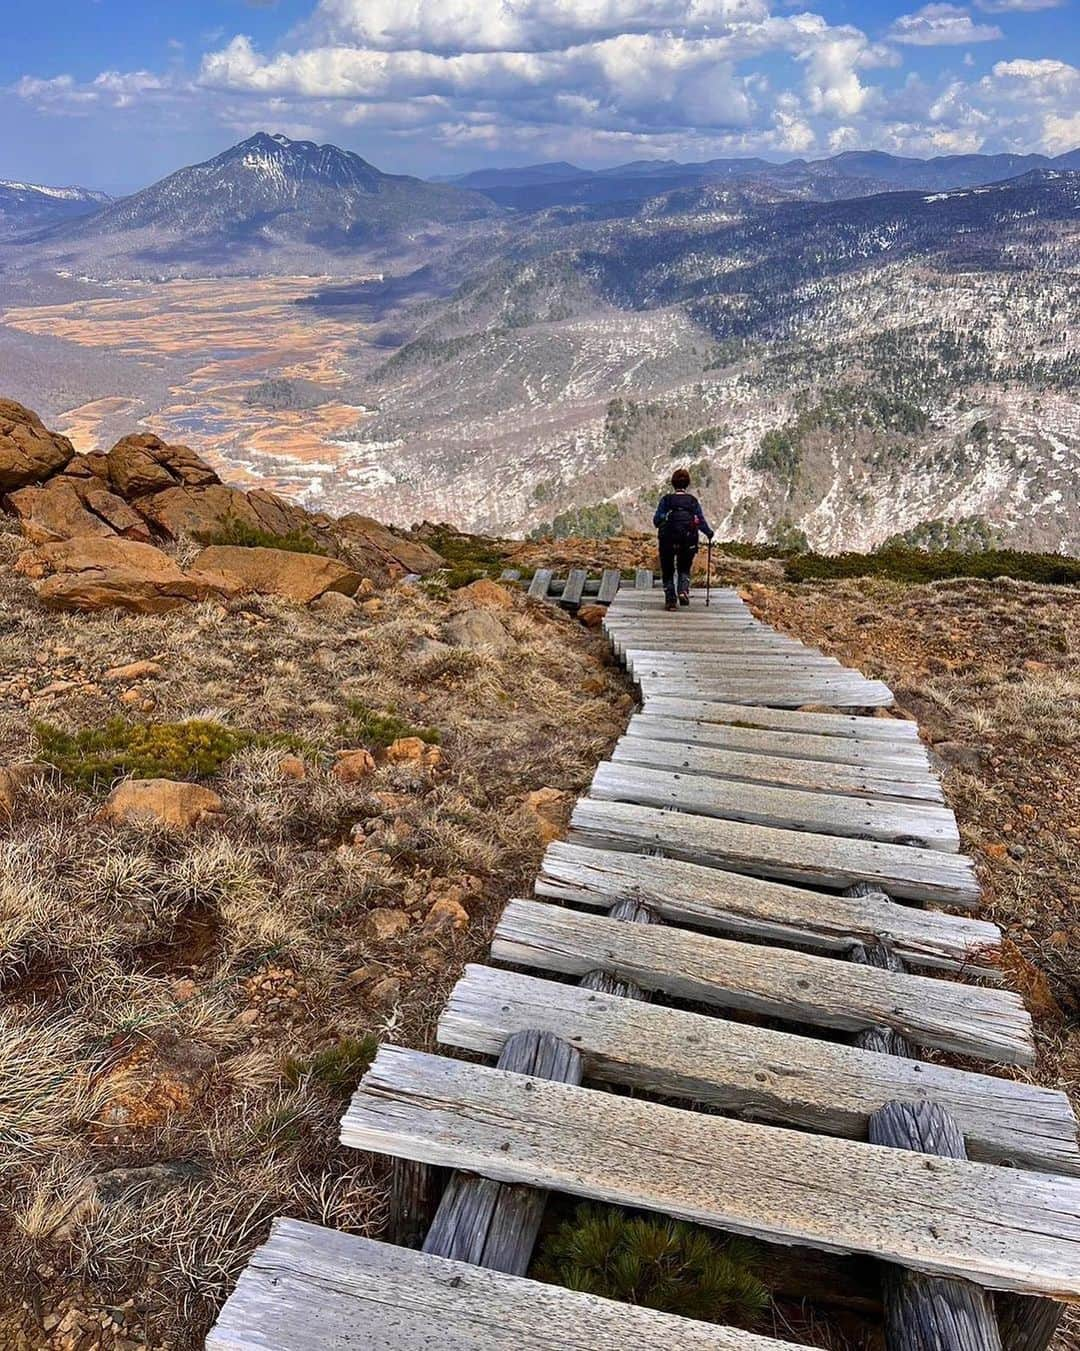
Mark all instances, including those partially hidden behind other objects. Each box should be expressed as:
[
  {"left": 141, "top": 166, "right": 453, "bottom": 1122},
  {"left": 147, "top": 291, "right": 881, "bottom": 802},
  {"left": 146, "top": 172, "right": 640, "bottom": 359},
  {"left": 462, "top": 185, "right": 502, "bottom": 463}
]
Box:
[
  {"left": 527, "top": 568, "right": 553, "bottom": 599},
  {"left": 626, "top": 715, "right": 930, "bottom": 770},
  {"left": 612, "top": 736, "right": 944, "bottom": 804},
  {"left": 633, "top": 567, "right": 653, "bottom": 590},
  {"left": 612, "top": 588, "right": 742, "bottom": 606},
  {"left": 438, "top": 966, "right": 1079, "bottom": 1175},
  {"left": 590, "top": 762, "right": 960, "bottom": 852},
  {"left": 491, "top": 899, "right": 1032, "bottom": 1064},
  {"left": 596, "top": 568, "right": 621, "bottom": 604},
  {"left": 342, "top": 1047, "right": 1080, "bottom": 1300},
  {"left": 535, "top": 841, "right": 996, "bottom": 971},
  {"left": 569, "top": 799, "right": 981, "bottom": 907},
  {"left": 638, "top": 675, "right": 895, "bottom": 709},
  {"left": 560, "top": 567, "right": 588, "bottom": 609},
  {"left": 644, "top": 695, "right": 916, "bottom": 738},
  {"left": 207, "top": 1219, "right": 804, "bottom": 1351},
  {"left": 500, "top": 569, "right": 522, "bottom": 582},
  {"left": 626, "top": 653, "right": 845, "bottom": 676}
]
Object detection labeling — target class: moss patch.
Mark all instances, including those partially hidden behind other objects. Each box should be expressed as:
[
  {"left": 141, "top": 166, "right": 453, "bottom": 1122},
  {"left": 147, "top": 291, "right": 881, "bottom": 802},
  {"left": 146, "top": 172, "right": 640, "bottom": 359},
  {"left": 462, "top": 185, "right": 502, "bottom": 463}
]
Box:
[
  {"left": 35, "top": 718, "right": 296, "bottom": 790},
  {"left": 194, "top": 516, "right": 330, "bottom": 556},
  {"left": 283, "top": 1034, "right": 378, "bottom": 1098},
  {"left": 342, "top": 700, "right": 441, "bottom": 750}
]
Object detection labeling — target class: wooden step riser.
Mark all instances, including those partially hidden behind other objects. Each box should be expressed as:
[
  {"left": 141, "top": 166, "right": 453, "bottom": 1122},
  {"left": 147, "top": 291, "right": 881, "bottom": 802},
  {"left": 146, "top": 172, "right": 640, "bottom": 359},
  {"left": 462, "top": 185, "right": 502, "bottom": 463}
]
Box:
[
  {"left": 342, "top": 1048, "right": 1080, "bottom": 1300},
  {"left": 570, "top": 799, "right": 981, "bottom": 908},
  {"left": 590, "top": 763, "right": 960, "bottom": 853},
  {"left": 536, "top": 841, "right": 998, "bottom": 971},
  {"left": 641, "top": 697, "right": 919, "bottom": 741},
  {"left": 440, "top": 967, "right": 1078, "bottom": 1176},
  {"left": 491, "top": 899, "right": 1032, "bottom": 1065},
  {"left": 626, "top": 715, "right": 930, "bottom": 770}
]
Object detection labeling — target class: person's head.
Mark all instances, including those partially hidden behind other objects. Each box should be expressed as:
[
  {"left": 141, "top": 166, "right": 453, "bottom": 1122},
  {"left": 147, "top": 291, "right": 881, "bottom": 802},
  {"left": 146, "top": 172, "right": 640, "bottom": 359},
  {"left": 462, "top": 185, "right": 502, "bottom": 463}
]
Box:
[{"left": 671, "top": 468, "right": 691, "bottom": 491}]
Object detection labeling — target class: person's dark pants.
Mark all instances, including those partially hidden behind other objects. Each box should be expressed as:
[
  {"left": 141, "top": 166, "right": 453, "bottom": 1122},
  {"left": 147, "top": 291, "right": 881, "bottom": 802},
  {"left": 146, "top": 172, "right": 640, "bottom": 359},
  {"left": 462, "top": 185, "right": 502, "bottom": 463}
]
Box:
[{"left": 659, "top": 537, "right": 697, "bottom": 603}]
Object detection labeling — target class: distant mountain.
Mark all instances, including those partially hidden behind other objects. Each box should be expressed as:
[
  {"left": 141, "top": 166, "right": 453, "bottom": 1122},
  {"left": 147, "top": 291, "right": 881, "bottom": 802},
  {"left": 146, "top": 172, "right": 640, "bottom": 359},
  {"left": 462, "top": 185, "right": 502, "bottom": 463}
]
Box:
[
  {"left": 27, "top": 133, "right": 501, "bottom": 268},
  {"left": 442, "top": 147, "right": 1080, "bottom": 213},
  {"left": 0, "top": 180, "right": 111, "bottom": 237}
]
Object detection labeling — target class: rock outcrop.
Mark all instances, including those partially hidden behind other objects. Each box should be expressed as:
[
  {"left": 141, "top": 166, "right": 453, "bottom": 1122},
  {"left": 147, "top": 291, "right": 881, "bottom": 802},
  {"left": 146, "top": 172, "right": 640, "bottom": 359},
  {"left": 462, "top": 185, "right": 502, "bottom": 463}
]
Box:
[
  {"left": 334, "top": 513, "right": 445, "bottom": 580},
  {"left": 7, "top": 476, "right": 152, "bottom": 546},
  {"left": 15, "top": 537, "right": 226, "bottom": 614},
  {"left": 105, "top": 433, "right": 220, "bottom": 498},
  {"left": 0, "top": 399, "right": 75, "bottom": 490},
  {"left": 189, "top": 545, "right": 362, "bottom": 603}
]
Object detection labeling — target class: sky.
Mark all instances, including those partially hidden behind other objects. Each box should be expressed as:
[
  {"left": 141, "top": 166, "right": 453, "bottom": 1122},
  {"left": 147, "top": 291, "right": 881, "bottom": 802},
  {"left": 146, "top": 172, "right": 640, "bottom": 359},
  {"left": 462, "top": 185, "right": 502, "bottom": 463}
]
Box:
[{"left": 2, "top": 0, "right": 1078, "bottom": 194}]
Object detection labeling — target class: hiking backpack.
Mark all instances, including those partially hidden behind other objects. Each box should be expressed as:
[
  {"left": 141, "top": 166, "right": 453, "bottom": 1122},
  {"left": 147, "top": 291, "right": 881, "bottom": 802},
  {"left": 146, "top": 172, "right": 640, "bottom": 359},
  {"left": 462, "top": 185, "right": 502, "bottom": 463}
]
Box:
[{"left": 661, "top": 492, "right": 700, "bottom": 544}]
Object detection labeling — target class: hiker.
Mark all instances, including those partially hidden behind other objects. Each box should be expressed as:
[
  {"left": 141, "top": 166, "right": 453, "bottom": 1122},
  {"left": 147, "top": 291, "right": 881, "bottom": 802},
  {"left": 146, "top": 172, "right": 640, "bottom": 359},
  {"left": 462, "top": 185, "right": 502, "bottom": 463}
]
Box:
[{"left": 654, "top": 467, "right": 714, "bottom": 611}]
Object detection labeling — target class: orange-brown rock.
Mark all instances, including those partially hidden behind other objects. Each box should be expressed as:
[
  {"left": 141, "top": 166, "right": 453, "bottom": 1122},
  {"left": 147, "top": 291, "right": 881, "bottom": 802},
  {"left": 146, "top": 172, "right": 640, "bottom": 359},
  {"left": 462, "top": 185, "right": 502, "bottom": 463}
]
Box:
[
  {"left": 135, "top": 482, "right": 337, "bottom": 553},
  {"left": 460, "top": 578, "right": 514, "bottom": 610},
  {"left": 278, "top": 754, "right": 307, "bottom": 781},
  {"left": 522, "top": 786, "right": 571, "bottom": 844},
  {"left": 332, "top": 748, "right": 377, "bottom": 783},
  {"left": 333, "top": 513, "right": 444, "bottom": 582},
  {"left": 189, "top": 545, "right": 362, "bottom": 603},
  {"left": 103, "top": 660, "right": 163, "bottom": 682},
  {"left": 16, "top": 537, "right": 224, "bottom": 614},
  {"left": 98, "top": 778, "right": 224, "bottom": 830},
  {"left": 422, "top": 895, "right": 470, "bottom": 933},
  {"left": 578, "top": 604, "right": 606, "bottom": 629},
  {"left": 385, "top": 736, "right": 442, "bottom": 768},
  {"left": 7, "top": 475, "right": 152, "bottom": 545},
  {"left": 105, "top": 433, "right": 220, "bottom": 498},
  {"left": 0, "top": 399, "right": 75, "bottom": 491},
  {"left": 0, "top": 762, "right": 47, "bottom": 819},
  {"left": 361, "top": 908, "right": 410, "bottom": 942}
]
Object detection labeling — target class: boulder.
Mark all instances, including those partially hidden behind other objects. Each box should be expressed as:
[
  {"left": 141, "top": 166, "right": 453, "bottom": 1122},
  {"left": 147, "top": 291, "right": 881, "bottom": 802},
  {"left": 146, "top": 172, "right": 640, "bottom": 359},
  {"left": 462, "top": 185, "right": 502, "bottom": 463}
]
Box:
[
  {"left": 7, "top": 475, "right": 152, "bottom": 546},
  {"left": 15, "top": 537, "right": 224, "bottom": 614},
  {"left": 189, "top": 545, "right": 362, "bottom": 604},
  {"left": 99, "top": 778, "right": 224, "bottom": 830},
  {"left": 334, "top": 513, "right": 445, "bottom": 581},
  {"left": 443, "top": 607, "right": 514, "bottom": 653},
  {"left": 522, "top": 786, "right": 571, "bottom": 845},
  {"left": 135, "top": 482, "right": 340, "bottom": 556},
  {"left": 0, "top": 399, "right": 75, "bottom": 491},
  {"left": 106, "top": 433, "right": 220, "bottom": 498},
  {"left": 578, "top": 604, "right": 606, "bottom": 630},
  {"left": 460, "top": 578, "right": 514, "bottom": 610},
  {"left": 103, "top": 660, "right": 163, "bottom": 682}
]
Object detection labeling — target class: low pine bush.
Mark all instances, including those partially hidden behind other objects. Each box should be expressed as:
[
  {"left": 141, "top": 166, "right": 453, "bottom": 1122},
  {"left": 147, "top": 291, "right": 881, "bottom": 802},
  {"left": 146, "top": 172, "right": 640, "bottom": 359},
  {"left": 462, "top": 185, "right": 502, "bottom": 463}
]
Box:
[
  {"left": 342, "top": 699, "right": 440, "bottom": 749},
  {"left": 283, "top": 1034, "right": 378, "bottom": 1098},
  {"left": 785, "top": 545, "right": 1080, "bottom": 586},
  {"left": 195, "top": 515, "right": 330, "bottom": 556},
  {"left": 34, "top": 718, "right": 296, "bottom": 789},
  {"left": 534, "top": 1204, "right": 770, "bottom": 1325}
]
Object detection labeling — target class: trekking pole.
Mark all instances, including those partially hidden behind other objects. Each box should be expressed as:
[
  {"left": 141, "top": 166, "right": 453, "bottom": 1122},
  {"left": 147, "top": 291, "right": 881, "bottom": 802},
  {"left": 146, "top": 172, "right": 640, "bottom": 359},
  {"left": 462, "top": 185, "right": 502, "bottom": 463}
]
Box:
[{"left": 706, "top": 538, "right": 713, "bottom": 608}]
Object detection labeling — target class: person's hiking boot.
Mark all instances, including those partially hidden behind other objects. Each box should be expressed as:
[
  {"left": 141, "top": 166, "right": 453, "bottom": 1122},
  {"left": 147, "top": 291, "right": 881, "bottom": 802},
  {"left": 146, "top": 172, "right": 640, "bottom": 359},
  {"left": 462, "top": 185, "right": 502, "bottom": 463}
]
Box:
[
  {"left": 665, "top": 597, "right": 678, "bottom": 611},
  {"left": 678, "top": 592, "right": 690, "bottom": 606}
]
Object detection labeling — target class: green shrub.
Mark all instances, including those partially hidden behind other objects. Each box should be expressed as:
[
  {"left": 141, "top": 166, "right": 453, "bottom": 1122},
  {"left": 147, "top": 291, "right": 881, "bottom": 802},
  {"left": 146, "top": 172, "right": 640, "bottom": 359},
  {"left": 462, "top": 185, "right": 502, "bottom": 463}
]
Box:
[
  {"left": 194, "top": 515, "right": 330, "bottom": 556},
  {"left": 34, "top": 718, "right": 294, "bottom": 790},
  {"left": 785, "top": 546, "right": 1080, "bottom": 586},
  {"left": 530, "top": 502, "right": 623, "bottom": 541},
  {"left": 535, "top": 1204, "right": 769, "bottom": 1325},
  {"left": 283, "top": 1034, "right": 378, "bottom": 1098},
  {"left": 342, "top": 700, "right": 440, "bottom": 749}
]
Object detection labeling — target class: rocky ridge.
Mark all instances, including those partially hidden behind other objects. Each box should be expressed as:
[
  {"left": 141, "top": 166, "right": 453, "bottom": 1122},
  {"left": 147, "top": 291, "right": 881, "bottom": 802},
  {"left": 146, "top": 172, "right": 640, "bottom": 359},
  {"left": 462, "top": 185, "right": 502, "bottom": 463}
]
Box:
[{"left": 0, "top": 399, "right": 444, "bottom": 613}]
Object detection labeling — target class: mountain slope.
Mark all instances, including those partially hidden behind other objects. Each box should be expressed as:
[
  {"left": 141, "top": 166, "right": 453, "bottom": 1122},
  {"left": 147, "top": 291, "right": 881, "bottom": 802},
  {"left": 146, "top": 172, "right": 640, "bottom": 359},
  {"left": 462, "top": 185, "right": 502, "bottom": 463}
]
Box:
[{"left": 0, "top": 180, "right": 111, "bottom": 237}]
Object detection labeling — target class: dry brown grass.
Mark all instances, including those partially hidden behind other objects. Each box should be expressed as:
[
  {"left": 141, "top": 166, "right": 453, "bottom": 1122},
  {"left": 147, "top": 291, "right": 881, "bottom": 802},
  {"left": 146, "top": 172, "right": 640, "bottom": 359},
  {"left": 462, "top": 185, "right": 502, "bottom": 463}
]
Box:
[{"left": 0, "top": 561, "right": 630, "bottom": 1347}]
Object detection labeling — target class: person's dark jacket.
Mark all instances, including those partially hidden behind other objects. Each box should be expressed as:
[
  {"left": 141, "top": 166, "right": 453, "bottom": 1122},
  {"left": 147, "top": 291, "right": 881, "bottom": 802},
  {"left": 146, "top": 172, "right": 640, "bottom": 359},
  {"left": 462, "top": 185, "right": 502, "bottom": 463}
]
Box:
[{"left": 654, "top": 491, "right": 714, "bottom": 543}]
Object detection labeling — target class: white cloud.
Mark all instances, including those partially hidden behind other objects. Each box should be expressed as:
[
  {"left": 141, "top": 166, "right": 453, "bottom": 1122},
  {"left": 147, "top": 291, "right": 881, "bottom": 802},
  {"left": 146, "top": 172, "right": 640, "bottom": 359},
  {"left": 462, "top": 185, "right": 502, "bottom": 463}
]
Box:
[
  {"left": 888, "top": 4, "right": 1003, "bottom": 45},
  {"left": 975, "top": 0, "right": 1066, "bottom": 11},
  {"left": 308, "top": 0, "right": 770, "bottom": 54}
]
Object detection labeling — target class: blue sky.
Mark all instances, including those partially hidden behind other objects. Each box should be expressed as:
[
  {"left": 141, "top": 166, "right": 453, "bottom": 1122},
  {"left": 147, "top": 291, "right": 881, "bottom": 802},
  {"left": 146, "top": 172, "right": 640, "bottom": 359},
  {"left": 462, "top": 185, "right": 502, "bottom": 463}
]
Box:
[{"left": 2, "top": 0, "right": 1077, "bottom": 193}]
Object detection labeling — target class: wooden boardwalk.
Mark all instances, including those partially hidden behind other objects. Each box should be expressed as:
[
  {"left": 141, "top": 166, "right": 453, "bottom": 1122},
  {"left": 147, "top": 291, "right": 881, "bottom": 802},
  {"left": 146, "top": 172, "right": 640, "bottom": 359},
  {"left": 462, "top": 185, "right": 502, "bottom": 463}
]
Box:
[{"left": 209, "top": 579, "right": 1080, "bottom": 1350}]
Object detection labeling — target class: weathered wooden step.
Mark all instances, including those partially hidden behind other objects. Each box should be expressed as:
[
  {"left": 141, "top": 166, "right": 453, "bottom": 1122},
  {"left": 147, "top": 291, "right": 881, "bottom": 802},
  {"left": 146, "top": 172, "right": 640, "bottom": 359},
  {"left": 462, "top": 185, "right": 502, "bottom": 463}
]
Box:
[
  {"left": 440, "top": 965, "right": 1079, "bottom": 1175},
  {"left": 590, "top": 762, "right": 960, "bottom": 852},
  {"left": 627, "top": 714, "right": 930, "bottom": 770},
  {"left": 342, "top": 1047, "right": 1080, "bottom": 1300},
  {"left": 536, "top": 841, "right": 996, "bottom": 971},
  {"left": 206, "top": 1218, "right": 802, "bottom": 1351},
  {"left": 643, "top": 696, "right": 919, "bottom": 741},
  {"left": 612, "top": 736, "right": 943, "bottom": 803},
  {"left": 570, "top": 799, "right": 981, "bottom": 908},
  {"left": 491, "top": 900, "right": 1032, "bottom": 1064},
  {"left": 626, "top": 652, "right": 845, "bottom": 677},
  {"left": 638, "top": 675, "right": 895, "bottom": 710}
]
